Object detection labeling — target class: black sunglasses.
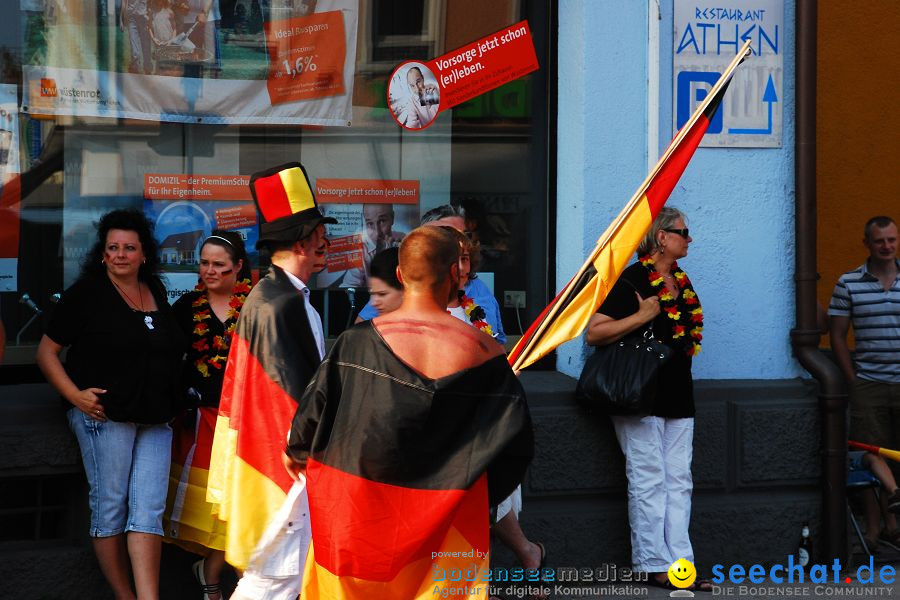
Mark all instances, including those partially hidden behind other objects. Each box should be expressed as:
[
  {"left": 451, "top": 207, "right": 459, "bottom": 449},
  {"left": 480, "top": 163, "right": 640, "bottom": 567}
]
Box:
[{"left": 663, "top": 228, "right": 690, "bottom": 238}]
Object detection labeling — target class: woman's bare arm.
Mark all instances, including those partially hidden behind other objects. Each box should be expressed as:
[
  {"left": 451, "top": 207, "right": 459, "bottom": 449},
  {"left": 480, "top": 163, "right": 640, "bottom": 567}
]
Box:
[{"left": 36, "top": 335, "right": 107, "bottom": 419}]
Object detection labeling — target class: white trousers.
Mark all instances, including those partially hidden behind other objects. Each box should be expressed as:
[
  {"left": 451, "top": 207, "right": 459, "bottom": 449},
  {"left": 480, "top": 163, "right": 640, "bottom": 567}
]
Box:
[
  {"left": 611, "top": 415, "right": 694, "bottom": 572},
  {"left": 496, "top": 485, "right": 523, "bottom": 522},
  {"left": 231, "top": 478, "right": 311, "bottom": 600}
]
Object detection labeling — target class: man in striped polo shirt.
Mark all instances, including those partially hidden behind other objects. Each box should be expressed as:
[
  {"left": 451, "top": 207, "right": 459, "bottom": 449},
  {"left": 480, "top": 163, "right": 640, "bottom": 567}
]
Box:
[{"left": 829, "top": 215, "right": 900, "bottom": 548}]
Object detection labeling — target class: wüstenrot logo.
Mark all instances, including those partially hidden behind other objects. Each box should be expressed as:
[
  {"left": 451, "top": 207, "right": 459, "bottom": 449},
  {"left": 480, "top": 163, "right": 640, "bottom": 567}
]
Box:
[{"left": 40, "top": 78, "right": 57, "bottom": 97}]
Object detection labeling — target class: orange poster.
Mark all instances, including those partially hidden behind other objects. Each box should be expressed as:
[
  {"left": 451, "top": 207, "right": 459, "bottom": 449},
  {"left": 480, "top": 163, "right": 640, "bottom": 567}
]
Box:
[
  {"left": 326, "top": 234, "right": 364, "bottom": 271},
  {"left": 388, "top": 21, "right": 539, "bottom": 131},
  {"left": 265, "top": 11, "right": 347, "bottom": 106},
  {"left": 0, "top": 83, "right": 20, "bottom": 291},
  {"left": 144, "top": 174, "right": 252, "bottom": 201},
  {"left": 0, "top": 175, "right": 20, "bottom": 257},
  {"left": 315, "top": 179, "right": 419, "bottom": 204},
  {"left": 214, "top": 204, "right": 257, "bottom": 230}
]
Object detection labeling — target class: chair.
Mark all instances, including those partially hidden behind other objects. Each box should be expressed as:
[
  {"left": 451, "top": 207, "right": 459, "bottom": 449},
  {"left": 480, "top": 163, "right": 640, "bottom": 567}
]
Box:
[{"left": 847, "top": 467, "right": 881, "bottom": 556}]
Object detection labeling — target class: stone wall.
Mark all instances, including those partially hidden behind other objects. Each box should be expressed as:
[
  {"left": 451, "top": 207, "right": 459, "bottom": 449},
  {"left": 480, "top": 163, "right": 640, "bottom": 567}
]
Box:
[
  {"left": 498, "top": 372, "right": 822, "bottom": 575},
  {"left": 0, "top": 374, "right": 821, "bottom": 597}
]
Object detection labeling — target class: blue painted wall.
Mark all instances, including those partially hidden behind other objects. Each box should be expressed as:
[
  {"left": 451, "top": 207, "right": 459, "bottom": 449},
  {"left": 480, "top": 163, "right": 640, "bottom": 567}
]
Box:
[{"left": 556, "top": 0, "right": 802, "bottom": 380}]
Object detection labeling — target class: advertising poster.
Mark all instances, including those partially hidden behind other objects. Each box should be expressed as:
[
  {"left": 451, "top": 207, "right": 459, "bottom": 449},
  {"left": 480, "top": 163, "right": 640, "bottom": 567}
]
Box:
[
  {"left": 20, "top": 0, "right": 357, "bottom": 125},
  {"left": 387, "top": 21, "right": 539, "bottom": 130},
  {"left": 143, "top": 174, "right": 259, "bottom": 302},
  {"left": 674, "top": 0, "right": 784, "bottom": 147},
  {"left": 0, "top": 84, "right": 21, "bottom": 291},
  {"left": 311, "top": 178, "right": 420, "bottom": 289}
]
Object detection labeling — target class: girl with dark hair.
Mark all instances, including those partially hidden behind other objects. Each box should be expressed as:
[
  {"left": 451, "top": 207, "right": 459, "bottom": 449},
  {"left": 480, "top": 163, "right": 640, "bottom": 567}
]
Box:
[
  {"left": 36, "top": 208, "right": 184, "bottom": 600},
  {"left": 164, "top": 230, "right": 251, "bottom": 600},
  {"left": 354, "top": 247, "right": 403, "bottom": 323}
]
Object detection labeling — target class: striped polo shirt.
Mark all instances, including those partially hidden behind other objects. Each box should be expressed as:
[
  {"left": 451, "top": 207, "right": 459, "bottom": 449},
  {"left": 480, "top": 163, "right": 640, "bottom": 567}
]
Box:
[{"left": 828, "top": 259, "right": 900, "bottom": 383}]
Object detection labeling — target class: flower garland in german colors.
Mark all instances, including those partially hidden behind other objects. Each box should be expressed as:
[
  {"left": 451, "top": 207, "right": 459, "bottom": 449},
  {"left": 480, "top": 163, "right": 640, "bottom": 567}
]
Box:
[
  {"left": 190, "top": 278, "right": 251, "bottom": 377},
  {"left": 460, "top": 293, "right": 494, "bottom": 337},
  {"left": 639, "top": 254, "right": 703, "bottom": 356}
]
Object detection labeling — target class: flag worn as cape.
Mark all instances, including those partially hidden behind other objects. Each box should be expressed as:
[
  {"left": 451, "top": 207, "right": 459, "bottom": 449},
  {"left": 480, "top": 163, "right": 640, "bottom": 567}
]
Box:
[
  {"left": 508, "top": 40, "right": 752, "bottom": 372},
  {"left": 287, "top": 322, "right": 534, "bottom": 599},
  {"left": 164, "top": 407, "right": 227, "bottom": 554},
  {"left": 207, "top": 265, "right": 322, "bottom": 570}
]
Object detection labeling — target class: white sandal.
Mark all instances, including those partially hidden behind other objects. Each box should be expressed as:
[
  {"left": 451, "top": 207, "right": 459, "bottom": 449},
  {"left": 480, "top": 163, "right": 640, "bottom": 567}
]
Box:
[{"left": 192, "top": 558, "right": 222, "bottom": 600}]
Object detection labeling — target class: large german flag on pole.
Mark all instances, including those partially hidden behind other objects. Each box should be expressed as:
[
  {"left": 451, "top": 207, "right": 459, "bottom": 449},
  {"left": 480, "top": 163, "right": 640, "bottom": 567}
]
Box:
[{"left": 508, "top": 40, "right": 752, "bottom": 372}]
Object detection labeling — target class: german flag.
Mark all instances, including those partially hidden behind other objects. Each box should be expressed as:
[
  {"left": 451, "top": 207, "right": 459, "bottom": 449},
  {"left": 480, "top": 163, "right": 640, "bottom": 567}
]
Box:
[
  {"left": 302, "top": 465, "right": 492, "bottom": 598},
  {"left": 164, "top": 407, "right": 227, "bottom": 554},
  {"left": 206, "top": 266, "right": 323, "bottom": 570},
  {"left": 508, "top": 41, "right": 752, "bottom": 371},
  {"left": 207, "top": 162, "right": 329, "bottom": 570},
  {"left": 288, "top": 323, "right": 533, "bottom": 599},
  {"left": 206, "top": 337, "right": 295, "bottom": 570}
]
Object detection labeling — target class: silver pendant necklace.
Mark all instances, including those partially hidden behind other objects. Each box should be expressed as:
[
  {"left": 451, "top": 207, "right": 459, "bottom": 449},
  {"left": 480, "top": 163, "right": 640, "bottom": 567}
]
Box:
[{"left": 112, "top": 279, "right": 154, "bottom": 330}]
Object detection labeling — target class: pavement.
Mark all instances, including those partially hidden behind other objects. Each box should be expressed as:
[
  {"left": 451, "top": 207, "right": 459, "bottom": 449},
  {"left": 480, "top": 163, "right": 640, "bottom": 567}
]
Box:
[
  {"left": 482, "top": 546, "right": 900, "bottom": 600},
  {"left": 542, "top": 577, "right": 900, "bottom": 599},
  {"left": 159, "top": 542, "right": 900, "bottom": 599},
  {"left": 524, "top": 556, "right": 900, "bottom": 600}
]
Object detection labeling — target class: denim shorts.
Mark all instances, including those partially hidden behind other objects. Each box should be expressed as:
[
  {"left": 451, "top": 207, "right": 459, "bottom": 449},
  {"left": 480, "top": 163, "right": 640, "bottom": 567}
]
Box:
[{"left": 68, "top": 408, "right": 172, "bottom": 537}]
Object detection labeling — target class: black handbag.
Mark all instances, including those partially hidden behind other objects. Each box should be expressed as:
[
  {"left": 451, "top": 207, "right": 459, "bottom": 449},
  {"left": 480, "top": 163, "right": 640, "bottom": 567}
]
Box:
[{"left": 576, "top": 324, "right": 672, "bottom": 415}]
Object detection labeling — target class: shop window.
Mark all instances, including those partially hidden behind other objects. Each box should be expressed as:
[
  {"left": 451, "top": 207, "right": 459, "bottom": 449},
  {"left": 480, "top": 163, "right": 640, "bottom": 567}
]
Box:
[
  {"left": 364, "top": 0, "right": 445, "bottom": 66},
  {"left": 0, "top": 0, "right": 553, "bottom": 373}
]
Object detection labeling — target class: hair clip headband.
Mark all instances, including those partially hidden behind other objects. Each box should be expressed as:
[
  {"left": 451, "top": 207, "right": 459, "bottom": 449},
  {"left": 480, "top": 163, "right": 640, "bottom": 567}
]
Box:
[{"left": 205, "top": 234, "right": 236, "bottom": 248}]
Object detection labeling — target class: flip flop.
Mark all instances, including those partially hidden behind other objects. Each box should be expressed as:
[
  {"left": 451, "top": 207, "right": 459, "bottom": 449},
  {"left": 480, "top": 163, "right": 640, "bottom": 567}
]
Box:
[
  {"left": 879, "top": 528, "right": 900, "bottom": 552},
  {"left": 864, "top": 536, "right": 883, "bottom": 555},
  {"left": 647, "top": 573, "right": 678, "bottom": 591},
  {"left": 531, "top": 542, "right": 550, "bottom": 600},
  {"left": 536, "top": 541, "right": 547, "bottom": 570},
  {"left": 192, "top": 559, "right": 222, "bottom": 600},
  {"left": 648, "top": 572, "right": 714, "bottom": 592}
]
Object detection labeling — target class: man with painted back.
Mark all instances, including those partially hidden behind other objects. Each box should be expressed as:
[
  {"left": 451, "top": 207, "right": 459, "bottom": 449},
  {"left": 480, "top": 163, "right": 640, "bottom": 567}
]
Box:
[{"left": 284, "top": 226, "right": 532, "bottom": 599}]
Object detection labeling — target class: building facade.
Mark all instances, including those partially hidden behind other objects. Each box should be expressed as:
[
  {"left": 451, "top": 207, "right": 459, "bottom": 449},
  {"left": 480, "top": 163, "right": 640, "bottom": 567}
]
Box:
[{"left": 1, "top": 1, "right": 897, "bottom": 596}]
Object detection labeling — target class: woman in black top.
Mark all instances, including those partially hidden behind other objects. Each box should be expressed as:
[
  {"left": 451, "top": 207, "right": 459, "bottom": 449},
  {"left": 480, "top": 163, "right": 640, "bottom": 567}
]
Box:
[
  {"left": 37, "top": 209, "right": 184, "bottom": 600},
  {"left": 586, "top": 207, "right": 709, "bottom": 591},
  {"left": 164, "top": 230, "right": 251, "bottom": 600}
]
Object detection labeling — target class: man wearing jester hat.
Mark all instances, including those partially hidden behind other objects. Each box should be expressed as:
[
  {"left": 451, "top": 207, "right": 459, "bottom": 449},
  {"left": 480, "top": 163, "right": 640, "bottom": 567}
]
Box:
[{"left": 207, "top": 162, "right": 336, "bottom": 599}]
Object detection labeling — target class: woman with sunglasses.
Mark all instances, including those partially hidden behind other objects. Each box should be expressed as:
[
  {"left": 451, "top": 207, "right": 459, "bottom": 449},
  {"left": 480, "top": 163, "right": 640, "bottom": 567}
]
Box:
[{"left": 586, "top": 207, "right": 710, "bottom": 593}]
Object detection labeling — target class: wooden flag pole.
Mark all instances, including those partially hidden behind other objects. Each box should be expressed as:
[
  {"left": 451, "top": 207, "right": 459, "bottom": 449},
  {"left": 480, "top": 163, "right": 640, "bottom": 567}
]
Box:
[{"left": 511, "top": 41, "right": 752, "bottom": 372}]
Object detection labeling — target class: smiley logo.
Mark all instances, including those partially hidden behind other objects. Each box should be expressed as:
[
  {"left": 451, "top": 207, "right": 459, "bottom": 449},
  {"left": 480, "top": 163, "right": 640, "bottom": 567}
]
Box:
[{"left": 667, "top": 558, "right": 697, "bottom": 589}]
